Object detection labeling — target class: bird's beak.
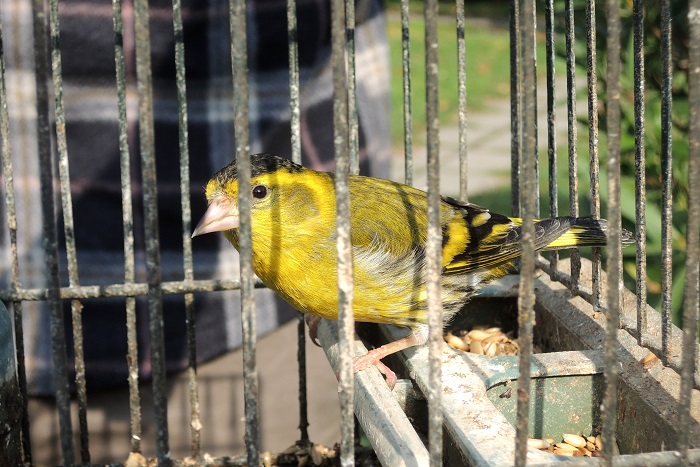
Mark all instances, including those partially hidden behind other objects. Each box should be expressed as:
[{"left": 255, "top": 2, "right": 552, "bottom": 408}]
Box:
[{"left": 192, "top": 196, "right": 239, "bottom": 238}]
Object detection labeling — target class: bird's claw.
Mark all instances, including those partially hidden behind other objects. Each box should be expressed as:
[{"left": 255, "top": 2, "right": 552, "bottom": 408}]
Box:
[
  {"left": 353, "top": 350, "right": 397, "bottom": 389},
  {"left": 304, "top": 314, "right": 322, "bottom": 347}
]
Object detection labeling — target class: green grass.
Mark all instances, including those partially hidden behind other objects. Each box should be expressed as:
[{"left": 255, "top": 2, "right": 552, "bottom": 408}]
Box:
[{"left": 388, "top": 14, "right": 566, "bottom": 145}]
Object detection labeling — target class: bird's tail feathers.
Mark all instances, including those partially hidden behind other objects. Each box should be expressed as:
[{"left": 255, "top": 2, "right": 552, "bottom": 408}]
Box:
[{"left": 542, "top": 217, "right": 634, "bottom": 251}]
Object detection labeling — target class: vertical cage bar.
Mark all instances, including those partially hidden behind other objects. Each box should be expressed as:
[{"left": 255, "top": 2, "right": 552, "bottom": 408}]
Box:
[
  {"left": 287, "top": 0, "right": 301, "bottom": 166},
  {"left": 603, "top": 0, "right": 622, "bottom": 461},
  {"left": 112, "top": 0, "right": 142, "bottom": 453},
  {"left": 172, "top": 0, "right": 202, "bottom": 457},
  {"left": 424, "top": 0, "right": 442, "bottom": 463},
  {"left": 401, "top": 0, "right": 413, "bottom": 186},
  {"left": 0, "top": 17, "right": 32, "bottom": 463},
  {"left": 565, "top": 0, "right": 581, "bottom": 290},
  {"left": 515, "top": 0, "right": 536, "bottom": 465},
  {"left": 660, "top": 0, "right": 673, "bottom": 360},
  {"left": 545, "top": 0, "right": 557, "bottom": 268},
  {"left": 455, "top": 0, "right": 468, "bottom": 201},
  {"left": 330, "top": 0, "right": 354, "bottom": 463},
  {"left": 32, "top": 0, "right": 75, "bottom": 463},
  {"left": 229, "top": 0, "right": 259, "bottom": 463},
  {"left": 586, "top": 0, "right": 602, "bottom": 310},
  {"left": 133, "top": 0, "right": 170, "bottom": 463},
  {"left": 679, "top": 0, "right": 700, "bottom": 458},
  {"left": 287, "top": 0, "right": 308, "bottom": 443},
  {"left": 48, "top": 0, "right": 91, "bottom": 460},
  {"left": 346, "top": 0, "right": 359, "bottom": 176},
  {"left": 510, "top": 0, "right": 521, "bottom": 217},
  {"left": 633, "top": 0, "right": 647, "bottom": 343}
]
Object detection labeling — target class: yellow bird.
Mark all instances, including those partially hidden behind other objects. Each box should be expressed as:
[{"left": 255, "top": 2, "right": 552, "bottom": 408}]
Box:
[{"left": 193, "top": 154, "right": 632, "bottom": 384}]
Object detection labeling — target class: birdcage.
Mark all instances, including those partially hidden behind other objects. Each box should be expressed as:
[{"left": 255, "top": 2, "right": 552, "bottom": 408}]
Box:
[{"left": 0, "top": 0, "right": 699, "bottom": 465}]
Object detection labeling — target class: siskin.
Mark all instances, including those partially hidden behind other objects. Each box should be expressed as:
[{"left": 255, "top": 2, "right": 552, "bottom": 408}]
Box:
[{"left": 193, "top": 153, "right": 633, "bottom": 385}]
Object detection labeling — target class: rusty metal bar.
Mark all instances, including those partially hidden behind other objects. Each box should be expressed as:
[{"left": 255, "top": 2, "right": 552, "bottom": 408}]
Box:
[
  {"left": 346, "top": 0, "right": 359, "bottom": 176},
  {"left": 679, "top": 0, "right": 700, "bottom": 459},
  {"left": 660, "top": 0, "right": 673, "bottom": 361},
  {"left": 133, "top": 0, "right": 170, "bottom": 462},
  {"left": 401, "top": 0, "right": 413, "bottom": 186},
  {"left": 510, "top": 0, "right": 521, "bottom": 217},
  {"left": 565, "top": 0, "right": 581, "bottom": 292},
  {"left": 111, "top": 0, "right": 142, "bottom": 453},
  {"left": 48, "top": 0, "right": 91, "bottom": 460},
  {"left": 286, "top": 0, "right": 308, "bottom": 443},
  {"left": 0, "top": 278, "right": 263, "bottom": 302},
  {"left": 633, "top": 0, "right": 647, "bottom": 345},
  {"left": 32, "top": 0, "right": 75, "bottom": 463},
  {"left": 228, "top": 0, "right": 259, "bottom": 462},
  {"left": 287, "top": 0, "right": 301, "bottom": 166},
  {"left": 171, "top": 0, "right": 202, "bottom": 457},
  {"left": 586, "top": 0, "right": 602, "bottom": 311},
  {"left": 603, "top": 0, "right": 623, "bottom": 461},
  {"left": 545, "top": 0, "right": 557, "bottom": 269},
  {"left": 330, "top": 0, "right": 354, "bottom": 462},
  {"left": 455, "top": 0, "right": 467, "bottom": 201},
  {"left": 0, "top": 15, "right": 32, "bottom": 463},
  {"left": 424, "top": 0, "right": 442, "bottom": 464},
  {"left": 515, "top": 0, "right": 536, "bottom": 465}
]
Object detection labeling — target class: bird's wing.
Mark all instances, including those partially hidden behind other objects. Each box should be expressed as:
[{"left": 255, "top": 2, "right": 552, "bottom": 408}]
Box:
[{"left": 440, "top": 198, "right": 575, "bottom": 275}]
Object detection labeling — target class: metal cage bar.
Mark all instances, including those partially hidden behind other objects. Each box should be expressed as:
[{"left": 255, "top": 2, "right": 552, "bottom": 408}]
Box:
[
  {"left": 228, "top": 0, "right": 259, "bottom": 463},
  {"left": 0, "top": 11, "right": 32, "bottom": 464},
  {"left": 31, "top": 0, "right": 75, "bottom": 463},
  {"left": 171, "top": 0, "right": 202, "bottom": 457},
  {"left": 565, "top": 0, "right": 580, "bottom": 292},
  {"left": 514, "top": 0, "right": 537, "bottom": 465},
  {"left": 680, "top": 0, "right": 700, "bottom": 462},
  {"left": 424, "top": 0, "right": 443, "bottom": 464},
  {"left": 633, "top": 0, "right": 648, "bottom": 345},
  {"left": 455, "top": 0, "right": 468, "bottom": 201},
  {"left": 47, "top": 0, "right": 90, "bottom": 460},
  {"left": 400, "top": 0, "right": 413, "bottom": 186},
  {"left": 329, "top": 0, "right": 354, "bottom": 463},
  {"left": 111, "top": 0, "right": 143, "bottom": 455},
  {"left": 510, "top": 0, "right": 521, "bottom": 217},
  {"left": 602, "top": 0, "right": 623, "bottom": 462},
  {"left": 544, "top": 0, "right": 557, "bottom": 270},
  {"left": 133, "top": 0, "right": 171, "bottom": 463}
]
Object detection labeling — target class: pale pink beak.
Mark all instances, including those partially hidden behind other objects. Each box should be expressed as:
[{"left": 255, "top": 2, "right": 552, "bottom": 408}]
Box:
[{"left": 192, "top": 196, "right": 240, "bottom": 238}]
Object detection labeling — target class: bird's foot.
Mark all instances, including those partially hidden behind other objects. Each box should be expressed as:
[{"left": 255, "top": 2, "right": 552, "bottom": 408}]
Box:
[
  {"left": 304, "top": 314, "right": 323, "bottom": 347},
  {"left": 353, "top": 349, "right": 397, "bottom": 389}
]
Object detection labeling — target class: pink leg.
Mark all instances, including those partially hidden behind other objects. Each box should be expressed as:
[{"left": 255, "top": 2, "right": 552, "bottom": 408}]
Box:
[{"left": 353, "top": 329, "right": 426, "bottom": 387}]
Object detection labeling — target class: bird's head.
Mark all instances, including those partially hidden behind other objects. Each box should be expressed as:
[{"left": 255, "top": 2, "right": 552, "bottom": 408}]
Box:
[{"left": 192, "top": 154, "right": 325, "bottom": 242}]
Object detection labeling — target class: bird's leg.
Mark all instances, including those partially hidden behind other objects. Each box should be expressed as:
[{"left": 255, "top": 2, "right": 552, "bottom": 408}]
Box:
[
  {"left": 353, "top": 327, "right": 427, "bottom": 387},
  {"left": 304, "top": 314, "right": 322, "bottom": 347}
]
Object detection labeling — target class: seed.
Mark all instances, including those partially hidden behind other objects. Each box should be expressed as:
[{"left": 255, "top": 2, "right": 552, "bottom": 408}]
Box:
[
  {"left": 468, "top": 329, "right": 492, "bottom": 340},
  {"left": 485, "top": 327, "right": 502, "bottom": 334},
  {"left": 445, "top": 332, "right": 468, "bottom": 351},
  {"left": 544, "top": 438, "right": 555, "bottom": 445},
  {"left": 563, "top": 433, "right": 587, "bottom": 448},
  {"left": 554, "top": 443, "right": 577, "bottom": 452},
  {"left": 471, "top": 340, "right": 484, "bottom": 355},
  {"left": 553, "top": 448, "right": 574, "bottom": 456},
  {"left": 527, "top": 438, "right": 550, "bottom": 450},
  {"left": 485, "top": 341, "right": 499, "bottom": 356},
  {"left": 483, "top": 333, "right": 503, "bottom": 344},
  {"left": 595, "top": 435, "right": 603, "bottom": 450},
  {"left": 641, "top": 352, "right": 660, "bottom": 367},
  {"left": 586, "top": 441, "right": 596, "bottom": 451}
]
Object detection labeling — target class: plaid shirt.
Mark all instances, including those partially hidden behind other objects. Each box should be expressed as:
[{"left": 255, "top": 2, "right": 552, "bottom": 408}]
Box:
[{"left": 0, "top": 0, "right": 390, "bottom": 394}]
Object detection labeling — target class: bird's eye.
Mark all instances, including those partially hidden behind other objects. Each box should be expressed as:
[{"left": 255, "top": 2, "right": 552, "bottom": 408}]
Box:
[{"left": 252, "top": 185, "right": 268, "bottom": 199}]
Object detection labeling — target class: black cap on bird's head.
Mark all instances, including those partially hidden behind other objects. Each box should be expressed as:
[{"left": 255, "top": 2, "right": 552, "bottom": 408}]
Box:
[{"left": 191, "top": 154, "right": 302, "bottom": 238}]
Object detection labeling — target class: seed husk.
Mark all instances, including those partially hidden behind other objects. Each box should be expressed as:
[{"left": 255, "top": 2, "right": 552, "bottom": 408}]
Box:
[
  {"left": 527, "top": 438, "right": 550, "bottom": 450},
  {"left": 563, "top": 433, "right": 587, "bottom": 448}
]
